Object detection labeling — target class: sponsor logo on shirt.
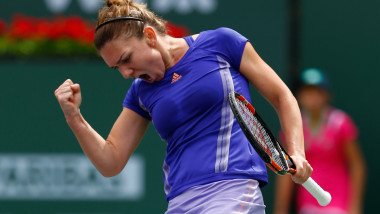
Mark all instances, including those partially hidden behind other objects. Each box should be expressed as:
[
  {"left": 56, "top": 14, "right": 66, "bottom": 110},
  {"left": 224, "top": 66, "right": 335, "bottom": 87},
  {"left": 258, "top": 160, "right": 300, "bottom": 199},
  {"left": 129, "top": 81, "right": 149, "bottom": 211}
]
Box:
[{"left": 171, "top": 72, "right": 182, "bottom": 83}]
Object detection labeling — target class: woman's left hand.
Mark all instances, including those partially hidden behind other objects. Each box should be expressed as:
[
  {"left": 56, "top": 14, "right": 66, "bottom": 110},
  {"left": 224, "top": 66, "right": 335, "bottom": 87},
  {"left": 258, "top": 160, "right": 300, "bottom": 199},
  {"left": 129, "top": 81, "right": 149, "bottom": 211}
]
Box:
[{"left": 289, "top": 155, "right": 313, "bottom": 184}]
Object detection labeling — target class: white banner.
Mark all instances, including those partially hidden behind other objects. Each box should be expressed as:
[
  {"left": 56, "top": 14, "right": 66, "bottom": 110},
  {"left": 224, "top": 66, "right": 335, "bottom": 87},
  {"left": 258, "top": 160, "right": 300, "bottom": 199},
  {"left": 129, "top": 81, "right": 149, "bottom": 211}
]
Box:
[
  {"left": 0, "top": 153, "right": 144, "bottom": 200},
  {"left": 43, "top": 0, "right": 218, "bottom": 14}
]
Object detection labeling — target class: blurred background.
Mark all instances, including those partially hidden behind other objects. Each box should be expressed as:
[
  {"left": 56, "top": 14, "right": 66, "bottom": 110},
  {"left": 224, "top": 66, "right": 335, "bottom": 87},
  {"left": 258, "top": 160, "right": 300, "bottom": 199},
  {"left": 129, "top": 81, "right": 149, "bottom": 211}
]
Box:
[{"left": 0, "top": 0, "right": 378, "bottom": 213}]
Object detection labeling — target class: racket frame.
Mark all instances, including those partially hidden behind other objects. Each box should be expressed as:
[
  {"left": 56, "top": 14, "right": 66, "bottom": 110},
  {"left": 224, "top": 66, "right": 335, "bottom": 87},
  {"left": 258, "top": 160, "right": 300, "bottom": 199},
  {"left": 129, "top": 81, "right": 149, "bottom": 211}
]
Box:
[
  {"left": 229, "top": 91, "right": 294, "bottom": 175},
  {"left": 228, "top": 91, "right": 331, "bottom": 206}
]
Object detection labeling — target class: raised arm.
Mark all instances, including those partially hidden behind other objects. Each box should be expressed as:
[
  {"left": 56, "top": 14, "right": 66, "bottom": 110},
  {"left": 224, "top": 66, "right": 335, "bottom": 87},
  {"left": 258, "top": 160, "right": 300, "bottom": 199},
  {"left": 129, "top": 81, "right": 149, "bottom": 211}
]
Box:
[
  {"left": 239, "top": 42, "right": 312, "bottom": 183},
  {"left": 55, "top": 79, "right": 149, "bottom": 177}
]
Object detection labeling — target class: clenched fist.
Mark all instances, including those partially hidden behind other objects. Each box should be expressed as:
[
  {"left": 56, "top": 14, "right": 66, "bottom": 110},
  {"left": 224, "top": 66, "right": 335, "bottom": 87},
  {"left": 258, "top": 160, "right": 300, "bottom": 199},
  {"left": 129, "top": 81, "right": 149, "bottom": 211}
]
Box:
[{"left": 54, "top": 79, "right": 82, "bottom": 120}]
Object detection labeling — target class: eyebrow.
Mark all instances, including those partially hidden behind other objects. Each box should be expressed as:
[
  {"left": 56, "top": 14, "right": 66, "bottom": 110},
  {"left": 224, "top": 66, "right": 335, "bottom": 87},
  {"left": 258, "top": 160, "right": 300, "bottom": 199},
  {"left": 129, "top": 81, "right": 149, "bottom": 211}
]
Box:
[{"left": 111, "top": 52, "right": 127, "bottom": 69}]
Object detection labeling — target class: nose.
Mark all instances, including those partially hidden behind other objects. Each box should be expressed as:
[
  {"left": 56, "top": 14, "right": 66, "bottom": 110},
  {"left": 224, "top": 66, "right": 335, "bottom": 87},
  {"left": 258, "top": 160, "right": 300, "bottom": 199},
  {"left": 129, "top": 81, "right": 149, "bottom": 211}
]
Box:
[{"left": 119, "top": 66, "right": 134, "bottom": 79}]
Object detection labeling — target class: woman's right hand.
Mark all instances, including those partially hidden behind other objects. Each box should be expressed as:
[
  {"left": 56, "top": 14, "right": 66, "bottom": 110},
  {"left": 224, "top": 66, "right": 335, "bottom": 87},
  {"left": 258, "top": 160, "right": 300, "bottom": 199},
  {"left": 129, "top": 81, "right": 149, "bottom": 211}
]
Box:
[{"left": 54, "top": 79, "right": 82, "bottom": 120}]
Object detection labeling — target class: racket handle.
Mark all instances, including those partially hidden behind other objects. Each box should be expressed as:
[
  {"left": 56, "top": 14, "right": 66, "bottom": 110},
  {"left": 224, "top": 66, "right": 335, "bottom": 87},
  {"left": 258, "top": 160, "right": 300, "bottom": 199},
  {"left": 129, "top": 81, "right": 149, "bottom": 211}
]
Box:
[{"left": 301, "top": 177, "right": 332, "bottom": 206}]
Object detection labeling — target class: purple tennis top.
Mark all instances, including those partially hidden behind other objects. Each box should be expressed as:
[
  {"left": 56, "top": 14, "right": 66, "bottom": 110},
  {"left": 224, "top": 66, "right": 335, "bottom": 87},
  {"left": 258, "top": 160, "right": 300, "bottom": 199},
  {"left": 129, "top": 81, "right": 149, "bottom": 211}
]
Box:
[{"left": 123, "top": 27, "right": 268, "bottom": 201}]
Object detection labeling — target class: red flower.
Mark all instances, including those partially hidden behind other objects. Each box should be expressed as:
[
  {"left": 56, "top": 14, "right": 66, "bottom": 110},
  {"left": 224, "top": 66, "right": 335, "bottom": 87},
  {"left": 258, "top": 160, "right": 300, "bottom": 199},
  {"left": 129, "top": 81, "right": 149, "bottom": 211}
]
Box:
[
  {"left": 0, "top": 19, "right": 7, "bottom": 35},
  {"left": 47, "top": 16, "right": 65, "bottom": 40},
  {"left": 166, "top": 21, "right": 190, "bottom": 38},
  {"left": 6, "top": 14, "right": 95, "bottom": 43},
  {"left": 34, "top": 19, "right": 55, "bottom": 40},
  {"left": 9, "top": 14, "right": 36, "bottom": 39},
  {"left": 59, "top": 15, "right": 94, "bottom": 43}
]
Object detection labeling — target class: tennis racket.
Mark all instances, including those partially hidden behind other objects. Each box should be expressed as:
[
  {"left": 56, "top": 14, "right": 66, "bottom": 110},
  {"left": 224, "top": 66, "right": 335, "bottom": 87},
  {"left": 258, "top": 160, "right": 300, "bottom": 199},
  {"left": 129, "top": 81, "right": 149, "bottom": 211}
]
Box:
[{"left": 228, "top": 91, "right": 331, "bottom": 206}]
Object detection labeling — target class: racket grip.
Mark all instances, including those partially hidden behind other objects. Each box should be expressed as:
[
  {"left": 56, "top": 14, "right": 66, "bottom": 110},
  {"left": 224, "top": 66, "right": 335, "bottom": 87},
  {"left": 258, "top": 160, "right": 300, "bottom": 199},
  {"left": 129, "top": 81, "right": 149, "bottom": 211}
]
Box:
[{"left": 301, "top": 177, "right": 332, "bottom": 206}]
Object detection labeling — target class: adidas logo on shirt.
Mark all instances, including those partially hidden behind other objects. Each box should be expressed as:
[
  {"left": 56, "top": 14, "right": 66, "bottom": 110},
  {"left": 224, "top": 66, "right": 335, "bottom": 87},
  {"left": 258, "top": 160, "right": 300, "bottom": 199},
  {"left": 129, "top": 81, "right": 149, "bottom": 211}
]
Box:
[{"left": 171, "top": 72, "right": 182, "bottom": 83}]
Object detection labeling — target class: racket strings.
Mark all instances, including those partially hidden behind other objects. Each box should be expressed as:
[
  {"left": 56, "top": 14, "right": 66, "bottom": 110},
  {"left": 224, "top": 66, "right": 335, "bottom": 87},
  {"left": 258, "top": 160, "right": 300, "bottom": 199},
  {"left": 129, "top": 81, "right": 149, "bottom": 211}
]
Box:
[{"left": 237, "top": 100, "right": 287, "bottom": 169}]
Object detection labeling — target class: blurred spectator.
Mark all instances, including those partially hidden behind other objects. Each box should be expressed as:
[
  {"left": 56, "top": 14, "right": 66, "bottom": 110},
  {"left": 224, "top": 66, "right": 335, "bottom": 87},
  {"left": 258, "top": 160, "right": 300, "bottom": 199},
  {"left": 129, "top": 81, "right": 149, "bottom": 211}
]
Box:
[{"left": 273, "top": 68, "right": 367, "bottom": 214}]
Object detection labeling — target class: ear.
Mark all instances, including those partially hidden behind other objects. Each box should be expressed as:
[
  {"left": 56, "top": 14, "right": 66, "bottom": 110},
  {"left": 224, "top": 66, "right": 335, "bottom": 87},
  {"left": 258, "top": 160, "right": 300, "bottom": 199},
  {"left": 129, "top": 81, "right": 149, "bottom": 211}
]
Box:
[{"left": 143, "top": 26, "right": 157, "bottom": 47}]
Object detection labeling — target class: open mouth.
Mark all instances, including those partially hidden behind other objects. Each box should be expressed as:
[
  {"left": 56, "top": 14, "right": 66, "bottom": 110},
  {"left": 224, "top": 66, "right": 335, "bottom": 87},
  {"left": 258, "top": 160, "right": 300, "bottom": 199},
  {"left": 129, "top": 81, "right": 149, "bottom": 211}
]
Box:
[{"left": 138, "top": 74, "right": 153, "bottom": 82}]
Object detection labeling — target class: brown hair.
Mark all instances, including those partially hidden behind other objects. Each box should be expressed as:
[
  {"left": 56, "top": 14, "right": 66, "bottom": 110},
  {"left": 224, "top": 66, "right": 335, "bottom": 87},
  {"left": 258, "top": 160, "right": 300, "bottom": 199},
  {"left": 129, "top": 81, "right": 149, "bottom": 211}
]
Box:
[{"left": 94, "top": 0, "right": 167, "bottom": 50}]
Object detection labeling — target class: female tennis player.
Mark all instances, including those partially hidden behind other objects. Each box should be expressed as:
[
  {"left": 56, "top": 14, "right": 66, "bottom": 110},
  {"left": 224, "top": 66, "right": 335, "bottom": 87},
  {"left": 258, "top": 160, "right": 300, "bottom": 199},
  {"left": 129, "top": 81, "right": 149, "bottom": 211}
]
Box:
[{"left": 54, "top": 0, "right": 312, "bottom": 213}]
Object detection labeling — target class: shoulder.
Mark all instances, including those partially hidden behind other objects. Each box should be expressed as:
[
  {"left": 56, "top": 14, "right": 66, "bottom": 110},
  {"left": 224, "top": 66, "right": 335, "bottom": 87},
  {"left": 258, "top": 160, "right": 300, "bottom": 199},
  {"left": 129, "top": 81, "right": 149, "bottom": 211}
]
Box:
[
  {"left": 128, "top": 78, "right": 147, "bottom": 96},
  {"left": 327, "top": 107, "right": 356, "bottom": 127},
  {"left": 130, "top": 78, "right": 144, "bottom": 89},
  {"left": 216, "top": 27, "right": 241, "bottom": 34},
  {"left": 327, "top": 107, "right": 359, "bottom": 141},
  {"left": 328, "top": 107, "right": 351, "bottom": 120},
  {"left": 194, "top": 27, "right": 248, "bottom": 51},
  {"left": 200, "top": 27, "right": 246, "bottom": 40},
  {"left": 191, "top": 27, "right": 248, "bottom": 68}
]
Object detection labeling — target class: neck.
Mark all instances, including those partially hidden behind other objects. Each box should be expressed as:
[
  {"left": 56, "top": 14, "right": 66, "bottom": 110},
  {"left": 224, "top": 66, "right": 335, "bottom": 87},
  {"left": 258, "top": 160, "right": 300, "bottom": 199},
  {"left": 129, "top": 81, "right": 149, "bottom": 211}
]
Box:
[
  {"left": 160, "top": 36, "right": 188, "bottom": 70},
  {"left": 305, "top": 106, "right": 328, "bottom": 129}
]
